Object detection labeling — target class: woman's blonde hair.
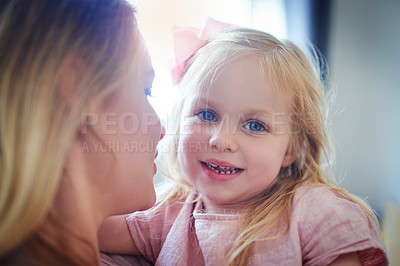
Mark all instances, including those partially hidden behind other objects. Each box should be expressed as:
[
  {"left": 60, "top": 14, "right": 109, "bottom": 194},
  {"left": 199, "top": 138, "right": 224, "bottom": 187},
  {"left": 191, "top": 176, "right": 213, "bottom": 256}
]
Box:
[
  {"left": 158, "top": 28, "right": 377, "bottom": 265},
  {"left": 0, "top": 0, "right": 142, "bottom": 264}
]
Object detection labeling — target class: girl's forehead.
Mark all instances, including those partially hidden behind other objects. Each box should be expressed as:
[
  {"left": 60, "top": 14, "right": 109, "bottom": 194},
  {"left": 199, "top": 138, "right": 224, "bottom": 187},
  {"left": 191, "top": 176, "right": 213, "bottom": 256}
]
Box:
[{"left": 209, "top": 56, "right": 291, "bottom": 105}]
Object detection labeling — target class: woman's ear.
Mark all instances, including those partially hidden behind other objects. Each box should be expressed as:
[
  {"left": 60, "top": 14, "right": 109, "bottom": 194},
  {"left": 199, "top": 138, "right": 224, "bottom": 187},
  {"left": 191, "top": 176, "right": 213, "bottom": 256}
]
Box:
[
  {"left": 281, "top": 141, "right": 298, "bottom": 167},
  {"left": 57, "top": 55, "right": 86, "bottom": 104},
  {"left": 57, "top": 55, "right": 94, "bottom": 138}
]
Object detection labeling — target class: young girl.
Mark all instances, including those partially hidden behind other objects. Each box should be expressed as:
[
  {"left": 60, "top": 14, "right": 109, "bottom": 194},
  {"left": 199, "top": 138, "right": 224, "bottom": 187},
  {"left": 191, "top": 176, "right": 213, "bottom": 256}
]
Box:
[{"left": 99, "top": 26, "right": 388, "bottom": 265}]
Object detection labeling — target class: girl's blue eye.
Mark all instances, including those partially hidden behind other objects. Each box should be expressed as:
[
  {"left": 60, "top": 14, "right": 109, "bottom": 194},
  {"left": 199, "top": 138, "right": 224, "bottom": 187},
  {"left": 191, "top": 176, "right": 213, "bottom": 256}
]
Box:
[
  {"left": 244, "top": 120, "right": 266, "bottom": 132},
  {"left": 196, "top": 110, "right": 217, "bottom": 122},
  {"left": 144, "top": 87, "right": 152, "bottom": 97}
]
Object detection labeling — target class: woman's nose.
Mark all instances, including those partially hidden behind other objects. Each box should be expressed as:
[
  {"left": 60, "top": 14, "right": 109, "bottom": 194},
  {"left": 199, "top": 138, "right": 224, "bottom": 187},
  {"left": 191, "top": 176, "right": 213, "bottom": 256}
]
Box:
[{"left": 160, "top": 125, "right": 166, "bottom": 140}]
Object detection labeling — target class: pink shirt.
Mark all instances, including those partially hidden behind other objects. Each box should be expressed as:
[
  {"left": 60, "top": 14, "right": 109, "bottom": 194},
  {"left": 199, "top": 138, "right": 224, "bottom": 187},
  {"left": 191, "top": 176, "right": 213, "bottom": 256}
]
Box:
[{"left": 110, "top": 184, "right": 388, "bottom": 265}]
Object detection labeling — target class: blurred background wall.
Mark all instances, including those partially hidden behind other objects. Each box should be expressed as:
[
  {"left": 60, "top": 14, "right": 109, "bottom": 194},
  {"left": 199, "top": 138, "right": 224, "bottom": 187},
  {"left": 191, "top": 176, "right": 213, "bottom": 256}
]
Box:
[
  {"left": 328, "top": 3, "right": 400, "bottom": 260},
  {"left": 131, "top": 0, "right": 400, "bottom": 217},
  {"left": 329, "top": 0, "right": 400, "bottom": 216}
]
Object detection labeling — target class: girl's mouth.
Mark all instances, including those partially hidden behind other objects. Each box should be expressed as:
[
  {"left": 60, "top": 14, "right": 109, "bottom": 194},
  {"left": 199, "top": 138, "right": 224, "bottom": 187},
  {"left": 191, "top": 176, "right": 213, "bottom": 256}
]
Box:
[{"left": 201, "top": 161, "right": 244, "bottom": 175}]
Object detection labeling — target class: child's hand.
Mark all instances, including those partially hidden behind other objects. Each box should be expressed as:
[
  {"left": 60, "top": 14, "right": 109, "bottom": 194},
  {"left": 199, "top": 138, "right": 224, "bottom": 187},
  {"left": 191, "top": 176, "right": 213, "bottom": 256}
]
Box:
[{"left": 98, "top": 215, "right": 139, "bottom": 255}]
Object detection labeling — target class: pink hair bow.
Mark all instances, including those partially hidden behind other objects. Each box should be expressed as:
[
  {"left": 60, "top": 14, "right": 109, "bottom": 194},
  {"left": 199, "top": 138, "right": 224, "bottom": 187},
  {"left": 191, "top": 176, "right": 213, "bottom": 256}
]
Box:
[{"left": 171, "top": 17, "right": 237, "bottom": 85}]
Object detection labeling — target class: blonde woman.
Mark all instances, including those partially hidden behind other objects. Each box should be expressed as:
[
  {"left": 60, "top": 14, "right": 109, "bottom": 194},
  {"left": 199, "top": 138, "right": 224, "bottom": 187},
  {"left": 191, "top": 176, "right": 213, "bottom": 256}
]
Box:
[
  {"left": 99, "top": 25, "right": 388, "bottom": 265},
  {"left": 0, "top": 0, "right": 163, "bottom": 265}
]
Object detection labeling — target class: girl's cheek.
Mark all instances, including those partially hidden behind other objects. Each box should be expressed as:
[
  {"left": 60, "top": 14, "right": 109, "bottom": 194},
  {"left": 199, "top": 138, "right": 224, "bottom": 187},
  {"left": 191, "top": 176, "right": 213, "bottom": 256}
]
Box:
[
  {"left": 180, "top": 118, "right": 206, "bottom": 135},
  {"left": 178, "top": 124, "right": 212, "bottom": 154},
  {"left": 180, "top": 116, "right": 198, "bottom": 133}
]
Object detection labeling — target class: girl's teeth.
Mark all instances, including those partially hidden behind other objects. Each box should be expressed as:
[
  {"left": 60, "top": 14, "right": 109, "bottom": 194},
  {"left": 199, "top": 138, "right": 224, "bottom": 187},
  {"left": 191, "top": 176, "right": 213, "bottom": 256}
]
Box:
[{"left": 204, "top": 162, "right": 240, "bottom": 175}]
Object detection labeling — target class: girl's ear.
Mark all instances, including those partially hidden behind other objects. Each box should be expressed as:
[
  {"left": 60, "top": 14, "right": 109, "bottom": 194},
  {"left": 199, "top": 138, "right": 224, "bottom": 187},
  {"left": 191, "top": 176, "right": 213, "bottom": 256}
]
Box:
[{"left": 281, "top": 141, "right": 298, "bottom": 167}]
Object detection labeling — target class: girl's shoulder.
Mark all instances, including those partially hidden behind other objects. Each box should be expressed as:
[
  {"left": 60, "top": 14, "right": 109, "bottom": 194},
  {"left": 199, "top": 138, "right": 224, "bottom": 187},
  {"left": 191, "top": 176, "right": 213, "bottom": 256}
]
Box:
[
  {"left": 290, "top": 184, "right": 388, "bottom": 265},
  {"left": 126, "top": 189, "right": 196, "bottom": 223},
  {"left": 293, "top": 183, "right": 365, "bottom": 213},
  {"left": 291, "top": 183, "right": 375, "bottom": 226},
  {"left": 123, "top": 191, "right": 198, "bottom": 263}
]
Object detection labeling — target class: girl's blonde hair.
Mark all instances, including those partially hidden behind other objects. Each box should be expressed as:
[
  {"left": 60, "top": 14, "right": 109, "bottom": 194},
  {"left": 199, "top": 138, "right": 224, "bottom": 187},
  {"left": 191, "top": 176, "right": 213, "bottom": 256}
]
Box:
[
  {"left": 158, "top": 28, "right": 377, "bottom": 265},
  {"left": 0, "top": 0, "right": 142, "bottom": 264}
]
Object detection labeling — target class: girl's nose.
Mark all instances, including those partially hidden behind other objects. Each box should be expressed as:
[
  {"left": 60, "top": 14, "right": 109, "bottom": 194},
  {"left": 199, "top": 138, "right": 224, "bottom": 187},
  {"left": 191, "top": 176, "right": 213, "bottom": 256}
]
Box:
[{"left": 209, "top": 129, "right": 238, "bottom": 152}]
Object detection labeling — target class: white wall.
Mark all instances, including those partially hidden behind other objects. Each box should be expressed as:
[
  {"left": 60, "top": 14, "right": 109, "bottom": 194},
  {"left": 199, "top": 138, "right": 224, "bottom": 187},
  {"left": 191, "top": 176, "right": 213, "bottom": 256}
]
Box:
[{"left": 329, "top": 0, "right": 400, "bottom": 215}]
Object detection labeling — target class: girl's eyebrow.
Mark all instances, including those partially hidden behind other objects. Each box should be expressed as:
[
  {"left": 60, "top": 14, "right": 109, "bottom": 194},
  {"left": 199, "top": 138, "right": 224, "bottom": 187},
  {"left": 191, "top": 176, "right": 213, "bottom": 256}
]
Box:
[
  {"left": 195, "top": 97, "right": 217, "bottom": 109},
  {"left": 244, "top": 108, "right": 274, "bottom": 117}
]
